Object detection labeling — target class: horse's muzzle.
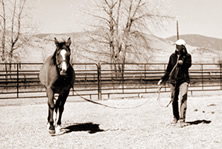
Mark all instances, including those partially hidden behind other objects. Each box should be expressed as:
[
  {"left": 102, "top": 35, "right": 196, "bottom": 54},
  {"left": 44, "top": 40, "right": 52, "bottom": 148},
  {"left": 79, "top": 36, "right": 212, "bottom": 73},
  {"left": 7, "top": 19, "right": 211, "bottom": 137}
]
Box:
[
  {"left": 60, "top": 70, "right": 67, "bottom": 76},
  {"left": 60, "top": 61, "right": 68, "bottom": 75}
]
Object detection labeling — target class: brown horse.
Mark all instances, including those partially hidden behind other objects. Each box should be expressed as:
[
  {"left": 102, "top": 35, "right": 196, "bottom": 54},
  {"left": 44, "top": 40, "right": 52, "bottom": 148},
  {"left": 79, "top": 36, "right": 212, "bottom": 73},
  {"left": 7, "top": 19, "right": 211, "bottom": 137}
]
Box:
[{"left": 39, "top": 38, "right": 75, "bottom": 135}]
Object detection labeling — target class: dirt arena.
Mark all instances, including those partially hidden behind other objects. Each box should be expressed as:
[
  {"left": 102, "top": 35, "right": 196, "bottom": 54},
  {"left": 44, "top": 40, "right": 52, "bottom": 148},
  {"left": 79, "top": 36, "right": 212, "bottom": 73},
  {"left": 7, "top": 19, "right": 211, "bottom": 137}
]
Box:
[{"left": 0, "top": 92, "right": 222, "bottom": 148}]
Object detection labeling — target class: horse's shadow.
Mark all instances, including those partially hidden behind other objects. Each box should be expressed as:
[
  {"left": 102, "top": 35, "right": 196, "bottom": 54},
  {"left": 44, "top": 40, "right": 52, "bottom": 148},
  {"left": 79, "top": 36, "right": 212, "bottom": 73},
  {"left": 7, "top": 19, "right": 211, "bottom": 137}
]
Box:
[
  {"left": 62, "top": 122, "right": 105, "bottom": 134},
  {"left": 186, "top": 119, "right": 211, "bottom": 126}
]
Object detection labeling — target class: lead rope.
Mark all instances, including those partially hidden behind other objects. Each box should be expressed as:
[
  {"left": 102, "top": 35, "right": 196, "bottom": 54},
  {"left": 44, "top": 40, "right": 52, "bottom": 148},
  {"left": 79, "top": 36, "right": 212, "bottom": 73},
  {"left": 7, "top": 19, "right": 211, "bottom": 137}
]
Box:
[
  {"left": 74, "top": 90, "right": 154, "bottom": 109},
  {"left": 157, "top": 56, "right": 180, "bottom": 108},
  {"left": 156, "top": 86, "right": 172, "bottom": 108},
  {"left": 73, "top": 56, "right": 180, "bottom": 109}
]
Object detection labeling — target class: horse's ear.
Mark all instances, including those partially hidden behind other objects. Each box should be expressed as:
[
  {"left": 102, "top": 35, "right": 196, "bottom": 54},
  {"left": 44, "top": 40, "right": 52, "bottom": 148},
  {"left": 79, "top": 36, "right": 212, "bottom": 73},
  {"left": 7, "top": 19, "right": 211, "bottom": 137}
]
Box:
[
  {"left": 54, "top": 38, "right": 59, "bottom": 47},
  {"left": 66, "top": 37, "right": 71, "bottom": 47}
]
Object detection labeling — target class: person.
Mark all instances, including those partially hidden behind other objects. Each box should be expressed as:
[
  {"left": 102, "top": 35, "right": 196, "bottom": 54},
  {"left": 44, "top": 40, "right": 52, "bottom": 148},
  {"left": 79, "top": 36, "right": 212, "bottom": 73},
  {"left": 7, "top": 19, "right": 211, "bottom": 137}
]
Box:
[{"left": 158, "top": 39, "right": 192, "bottom": 127}]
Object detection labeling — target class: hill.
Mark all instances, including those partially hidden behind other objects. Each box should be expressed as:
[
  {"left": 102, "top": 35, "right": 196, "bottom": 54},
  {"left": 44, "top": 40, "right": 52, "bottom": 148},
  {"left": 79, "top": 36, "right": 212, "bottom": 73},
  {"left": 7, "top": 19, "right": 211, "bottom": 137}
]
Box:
[
  {"left": 7, "top": 32, "right": 221, "bottom": 64},
  {"left": 167, "top": 34, "right": 222, "bottom": 63},
  {"left": 24, "top": 32, "right": 176, "bottom": 63},
  {"left": 167, "top": 34, "right": 222, "bottom": 52}
]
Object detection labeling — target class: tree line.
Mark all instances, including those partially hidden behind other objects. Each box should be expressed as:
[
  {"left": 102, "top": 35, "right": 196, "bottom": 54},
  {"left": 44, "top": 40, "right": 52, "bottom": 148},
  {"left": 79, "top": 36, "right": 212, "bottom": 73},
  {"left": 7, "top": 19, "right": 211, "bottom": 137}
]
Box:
[{"left": 0, "top": 0, "right": 173, "bottom": 73}]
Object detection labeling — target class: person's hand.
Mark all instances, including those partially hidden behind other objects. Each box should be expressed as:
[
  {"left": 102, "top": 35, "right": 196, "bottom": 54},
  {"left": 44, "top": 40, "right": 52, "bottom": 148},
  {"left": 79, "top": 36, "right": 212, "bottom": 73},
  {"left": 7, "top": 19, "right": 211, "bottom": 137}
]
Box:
[
  {"left": 178, "top": 60, "right": 183, "bottom": 65},
  {"left": 157, "top": 79, "right": 162, "bottom": 86}
]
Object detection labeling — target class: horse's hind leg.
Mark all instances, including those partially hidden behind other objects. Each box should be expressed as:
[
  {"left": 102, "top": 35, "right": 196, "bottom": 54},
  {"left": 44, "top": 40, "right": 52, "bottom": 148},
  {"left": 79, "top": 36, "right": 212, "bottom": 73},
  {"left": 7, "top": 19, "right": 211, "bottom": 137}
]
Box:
[{"left": 47, "top": 87, "right": 55, "bottom": 134}]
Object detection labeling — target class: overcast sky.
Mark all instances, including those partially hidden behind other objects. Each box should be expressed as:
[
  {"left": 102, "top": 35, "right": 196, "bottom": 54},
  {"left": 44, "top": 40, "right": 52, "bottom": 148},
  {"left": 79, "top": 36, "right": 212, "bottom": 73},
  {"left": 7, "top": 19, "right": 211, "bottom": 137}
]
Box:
[{"left": 31, "top": 0, "right": 222, "bottom": 39}]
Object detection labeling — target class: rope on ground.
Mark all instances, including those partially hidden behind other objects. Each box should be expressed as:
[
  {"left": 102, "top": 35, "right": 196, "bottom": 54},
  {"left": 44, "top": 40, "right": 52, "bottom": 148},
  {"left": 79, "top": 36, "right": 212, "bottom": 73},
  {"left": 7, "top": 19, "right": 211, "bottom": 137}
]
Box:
[{"left": 74, "top": 90, "right": 157, "bottom": 110}]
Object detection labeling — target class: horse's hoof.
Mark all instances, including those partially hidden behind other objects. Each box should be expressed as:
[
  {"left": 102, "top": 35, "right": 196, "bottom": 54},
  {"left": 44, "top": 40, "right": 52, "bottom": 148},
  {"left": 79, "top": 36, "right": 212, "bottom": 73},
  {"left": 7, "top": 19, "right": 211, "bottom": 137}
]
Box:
[
  {"left": 49, "top": 129, "right": 56, "bottom": 135},
  {"left": 48, "top": 125, "right": 55, "bottom": 135},
  {"left": 55, "top": 125, "right": 61, "bottom": 133}
]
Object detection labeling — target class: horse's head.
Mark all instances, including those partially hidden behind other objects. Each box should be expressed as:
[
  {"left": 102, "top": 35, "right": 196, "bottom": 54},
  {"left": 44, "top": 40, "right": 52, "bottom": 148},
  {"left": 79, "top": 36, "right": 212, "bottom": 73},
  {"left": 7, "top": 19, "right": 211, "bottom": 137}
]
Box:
[{"left": 54, "top": 37, "right": 71, "bottom": 76}]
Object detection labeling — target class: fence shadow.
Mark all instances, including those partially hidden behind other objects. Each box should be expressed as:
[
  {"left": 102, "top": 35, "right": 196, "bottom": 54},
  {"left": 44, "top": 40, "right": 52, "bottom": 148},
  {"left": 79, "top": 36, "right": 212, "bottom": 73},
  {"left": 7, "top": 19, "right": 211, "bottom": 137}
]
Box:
[{"left": 63, "top": 122, "right": 105, "bottom": 134}]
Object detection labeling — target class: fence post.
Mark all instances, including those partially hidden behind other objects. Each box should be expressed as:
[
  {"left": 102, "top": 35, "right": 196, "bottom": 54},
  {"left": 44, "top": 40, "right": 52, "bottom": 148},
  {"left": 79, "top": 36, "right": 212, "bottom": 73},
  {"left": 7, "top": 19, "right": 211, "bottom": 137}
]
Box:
[
  {"left": 144, "top": 64, "right": 147, "bottom": 92},
  {"left": 97, "top": 63, "right": 102, "bottom": 100},
  {"left": 220, "top": 64, "right": 222, "bottom": 90},
  {"left": 17, "top": 63, "right": 19, "bottom": 98},
  {"left": 5, "top": 63, "right": 8, "bottom": 87},
  {"left": 121, "top": 63, "right": 125, "bottom": 93},
  {"left": 201, "top": 64, "right": 204, "bottom": 90}
]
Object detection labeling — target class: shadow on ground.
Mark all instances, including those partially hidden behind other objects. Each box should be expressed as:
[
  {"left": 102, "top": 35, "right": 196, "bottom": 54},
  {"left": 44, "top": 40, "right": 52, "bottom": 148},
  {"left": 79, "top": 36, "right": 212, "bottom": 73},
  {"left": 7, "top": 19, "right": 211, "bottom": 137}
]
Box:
[
  {"left": 186, "top": 119, "right": 211, "bottom": 125},
  {"left": 63, "top": 122, "right": 105, "bottom": 134}
]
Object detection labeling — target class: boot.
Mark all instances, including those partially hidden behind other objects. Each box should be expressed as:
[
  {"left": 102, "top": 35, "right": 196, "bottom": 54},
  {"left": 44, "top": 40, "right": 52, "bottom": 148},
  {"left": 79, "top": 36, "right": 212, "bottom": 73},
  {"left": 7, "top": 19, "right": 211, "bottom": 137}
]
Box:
[{"left": 178, "top": 119, "right": 189, "bottom": 127}]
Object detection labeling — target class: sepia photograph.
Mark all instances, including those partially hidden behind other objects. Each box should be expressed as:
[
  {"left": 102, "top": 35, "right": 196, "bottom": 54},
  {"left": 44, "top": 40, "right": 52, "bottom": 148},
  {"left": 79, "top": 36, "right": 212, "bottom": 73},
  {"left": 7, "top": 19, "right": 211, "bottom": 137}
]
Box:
[{"left": 0, "top": 0, "right": 222, "bottom": 148}]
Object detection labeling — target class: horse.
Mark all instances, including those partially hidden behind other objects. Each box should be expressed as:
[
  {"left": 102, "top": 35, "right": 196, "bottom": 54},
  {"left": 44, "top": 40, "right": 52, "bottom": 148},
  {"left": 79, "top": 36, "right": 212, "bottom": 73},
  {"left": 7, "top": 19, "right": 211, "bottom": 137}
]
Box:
[{"left": 39, "top": 37, "right": 75, "bottom": 135}]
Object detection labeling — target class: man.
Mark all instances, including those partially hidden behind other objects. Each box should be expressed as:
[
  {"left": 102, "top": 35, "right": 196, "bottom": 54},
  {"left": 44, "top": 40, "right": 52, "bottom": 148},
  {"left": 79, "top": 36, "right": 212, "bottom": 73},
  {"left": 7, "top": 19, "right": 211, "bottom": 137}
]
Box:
[{"left": 158, "top": 39, "right": 192, "bottom": 127}]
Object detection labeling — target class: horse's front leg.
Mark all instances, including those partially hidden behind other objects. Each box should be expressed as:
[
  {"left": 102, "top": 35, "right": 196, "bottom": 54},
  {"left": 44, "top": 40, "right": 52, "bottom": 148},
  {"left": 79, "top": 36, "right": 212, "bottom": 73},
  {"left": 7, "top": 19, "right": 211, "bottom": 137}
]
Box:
[
  {"left": 55, "top": 91, "right": 69, "bottom": 133},
  {"left": 47, "top": 87, "right": 55, "bottom": 134}
]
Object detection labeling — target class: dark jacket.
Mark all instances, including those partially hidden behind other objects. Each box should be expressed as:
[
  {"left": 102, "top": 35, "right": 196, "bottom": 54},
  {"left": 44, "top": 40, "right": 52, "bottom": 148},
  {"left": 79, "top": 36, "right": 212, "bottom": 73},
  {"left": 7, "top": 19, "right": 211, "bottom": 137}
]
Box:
[{"left": 161, "top": 48, "right": 192, "bottom": 86}]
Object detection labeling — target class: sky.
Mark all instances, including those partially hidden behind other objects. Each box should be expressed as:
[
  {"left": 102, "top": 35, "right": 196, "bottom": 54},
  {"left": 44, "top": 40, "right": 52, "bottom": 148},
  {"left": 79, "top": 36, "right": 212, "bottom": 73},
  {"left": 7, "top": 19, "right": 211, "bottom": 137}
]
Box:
[
  {"left": 30, "top": 0, "right": 222, "bottom": 39},
  {"left": 169, "top": 0, "right": 222, "bottom": 39}
]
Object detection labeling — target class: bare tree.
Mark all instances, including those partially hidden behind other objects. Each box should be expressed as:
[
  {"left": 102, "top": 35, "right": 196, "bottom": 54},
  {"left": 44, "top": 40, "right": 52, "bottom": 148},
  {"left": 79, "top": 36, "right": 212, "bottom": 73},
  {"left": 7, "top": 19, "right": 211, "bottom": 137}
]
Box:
[
  {"left": 0, "top": 0, "right": 29, "bottom": 64},
  {"left": 90, "top": 0, "right": 173, "bottom": 73},
  {"left": 0, "top": 0, "right": 6, "bottom": 61},
  {"left": 8, "top": 0, "right": 26, "bottom": 63},
  {"left": 89, "top": 0, "right": 123, "bottom": 74}
]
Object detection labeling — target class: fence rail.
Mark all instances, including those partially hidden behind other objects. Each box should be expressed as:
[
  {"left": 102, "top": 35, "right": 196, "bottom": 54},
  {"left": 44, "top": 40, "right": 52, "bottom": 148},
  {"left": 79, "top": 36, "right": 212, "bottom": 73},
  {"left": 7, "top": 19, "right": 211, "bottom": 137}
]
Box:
[{"left": 0, "top": 63, "right": 221, "bottom": 100}]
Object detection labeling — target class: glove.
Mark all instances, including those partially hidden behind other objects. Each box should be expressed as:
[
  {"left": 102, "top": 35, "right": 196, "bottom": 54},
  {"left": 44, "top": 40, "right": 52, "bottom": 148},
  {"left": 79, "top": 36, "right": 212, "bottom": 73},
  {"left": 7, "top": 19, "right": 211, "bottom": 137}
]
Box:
[
  {"left": 157, "top": 79, "right": 162, "bottom": 86},
  {"left": 178, "top": 60, "right": 183, "bottom": 65}
]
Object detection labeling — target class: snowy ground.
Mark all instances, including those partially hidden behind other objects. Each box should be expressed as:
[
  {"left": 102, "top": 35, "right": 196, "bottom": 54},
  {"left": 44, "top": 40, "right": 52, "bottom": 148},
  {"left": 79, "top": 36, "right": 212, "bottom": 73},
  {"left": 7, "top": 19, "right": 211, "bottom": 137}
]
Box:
[{"left": 0, "top": 91, "right": 222, "bottom": 148}]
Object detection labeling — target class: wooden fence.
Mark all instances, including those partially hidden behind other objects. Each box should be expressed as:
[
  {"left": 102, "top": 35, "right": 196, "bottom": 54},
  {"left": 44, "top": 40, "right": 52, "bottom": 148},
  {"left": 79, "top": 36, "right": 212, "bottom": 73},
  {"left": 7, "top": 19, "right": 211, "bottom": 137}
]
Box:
[{"left": 0, "top": 63, "right": 221, "bottom": 99}]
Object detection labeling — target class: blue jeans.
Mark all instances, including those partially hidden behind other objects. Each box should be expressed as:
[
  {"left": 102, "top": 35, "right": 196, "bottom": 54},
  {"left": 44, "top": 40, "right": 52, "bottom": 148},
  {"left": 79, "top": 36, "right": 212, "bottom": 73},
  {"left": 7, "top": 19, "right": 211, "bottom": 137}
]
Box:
[{"left": 170, "top": 82, "right": 188, "bottom": 122}]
